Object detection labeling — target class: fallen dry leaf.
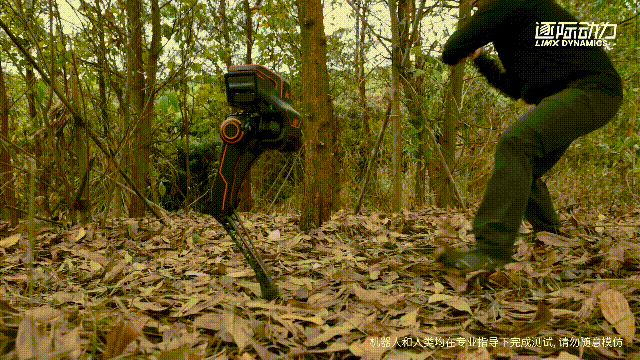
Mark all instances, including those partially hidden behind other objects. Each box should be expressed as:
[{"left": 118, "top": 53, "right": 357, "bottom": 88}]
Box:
[
  {"left": 102, "top": 317, "right": 148, "bottom": 359},
  {"left": 553, "top": 352, "right": 581, "bottom": 360},
  {"left": 428, "top": 294, "right": 473, "bottom": 314},
  {"left": 577, "top": 297, "right": 597, "bottom": 320},
  {"left": 57, "top": 327, "right": 82, "bottom": 360},
  {"left": 349, "top": 336, "right": 389, "bottom": 360},
  {"left": 352, "top": 283, "right": 398, "bottom": 306},
  {"left": 192, "top": 312, "right": 223, "bottom": 331},
  {"left": 305, "top": 313, "right": 365, "bottom": 347},
  {"left": 23, "top": 306, "right": 63, "bottom": 322},
  {"left": 103, "top": 259, "right": 127, "bottom": 283},
  {"left": 536, "top": 231, "right": 582, "bottom": 247},
  {"left": 15, "top": 312, "right": 82, "bottom": 360},
  {"left": 132, "top": 298, "right": 170, "bottom": 312},
  {"left": 511, "top": 301, "right": 552, "bottom": 338},
  {"left": 2, "top": 207, "right": 640, "bottom": 360},
  {"left": 74, "top": 227, "right": 87, "bottom": 242},
  {"left": 15, "top": 317, "right": 55, "bottom": 360},
  {"left": 267, "top": 229, "right": 280, "bottom": 241},
  {"left": 0, "top": 233, "right": 20, "bottom": 248},
  {"left": 157, "top": 345, "right": 203, "bottom": 360},
  {"left": 599, "top": 288, "right": 636, "bottom": 343},
  {"left": 234, "top": 353, "right": 256, "bottom": 360},
  {"left": 456, "top": 347, "right": 490, "bottom": 360},
  {"left": 384, "top": 351, "right": 433, "bottom": 360},
  {"left": 222, "top": 310, "right": 253, "bottom": 352}
]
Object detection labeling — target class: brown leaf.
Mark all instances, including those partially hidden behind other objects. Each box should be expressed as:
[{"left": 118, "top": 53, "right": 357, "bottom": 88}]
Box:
[
  {"left": 222, "top": 310, "right": 253, "bottom": 352},
  {"left": 348, "top": 337, "right": 389, "bottom": 360},
  {"left": 351, "top": 284, "right": 398, "bottom": 306},
  {"left": 536, "top": 231, "right": 582, "bottom": 247},
  {"left": 0, "top": 233, "right": 20, "bottom": 248},
  {"left": 56, "top": 327, "right": 82, "bottom": 360},
  {"left": 551, "top": 352, "right": 581, "bottom": 360},
  {"left": 305, "top": 313, "right": 365, "bottom": 347},
  {"left": 604, "top": 245, "right": 625, "bottom": 271},
  {"left": 74, "top": 227, "right": 87, "bottom": 242},
  {"left": 247, "top": 338, "right": 279, "bottom": 360},
  {"left": 511, "top": 301, "right": 552, "bottom": 338},
  {"left": 192, "top": 312, "right": 223, "bottom": 331},
  {"left": 577, "top": 297, "right": 597, "bottom": 320},
  {"left": 132, "top": 298, "right": 170, "bottom": 312},
  {"left": 157, "top": 345, "right": 203, "bottom": 360},
  {"left": 548, "top": 288, "right": 586, "bottom": 301},
  {"left": 488, "top": 271, "right": 510, "bottom": 287},
  {"left": 0, "top": 299, "right": 18, "bottom": 316},
  {"left": 73, "top": 247, "right": 110, "bottom": 266},
  {"left": 102, "top": 317, "right": 147, "bottom": 359},
  {"left": 428, "top": 294, "right": 473, "bottom": 314},
  {"left": 442, "top": 274, "right": 468, "bottom": 293},
  {"left": 456, "top": 347, "right": 490, "bottom": 360},
  {"left": 599, "top": 289, "right": 636, "bottom": 343},
  {"left": 398, "top": 307, "right": 420, "bottom": 328},
  {"left": 15, "top": 317, "right": 55, "bottom": 360},
  {"left": 23, "top": 306, "right": 63, "bottom": 322},
  {"left": 15, "top": 312, "right": 81, "bottom": 360},
  {"left": 103, "top": 259, "right": 127, "bottom": 283},
  {"left": 267, "top": 229, "right": 280, "bottom": 241},
  {"left": 234, "top": 354, "right": 256, "bottom": 360},
  {"left": 444, "top": 297, "right": 473, "bottom": 314}
]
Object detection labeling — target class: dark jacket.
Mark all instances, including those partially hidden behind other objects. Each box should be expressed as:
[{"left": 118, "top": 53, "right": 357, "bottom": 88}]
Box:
[{"left": 441, "top": 0, "right": 622, "bottom": 104}]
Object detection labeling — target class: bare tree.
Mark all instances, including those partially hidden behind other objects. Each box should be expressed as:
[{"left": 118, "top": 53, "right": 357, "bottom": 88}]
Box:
[
  {"left": 297, "top": 0, "right": 339, "bottom": 229},
  {"left": 433, "top": 0, "right": 470, "bottom": 208},
  {"left": 70, "top": 53, "right": 91, "bottom": 224},
  {"left": 127, "top": 0, "right": 160, "bottom": 217},
  {"left": 390, "top": 0, "right": 402, "bottom": 212},
  {"left": 0, "top": 60, "right": 18, "bottom": 227}
]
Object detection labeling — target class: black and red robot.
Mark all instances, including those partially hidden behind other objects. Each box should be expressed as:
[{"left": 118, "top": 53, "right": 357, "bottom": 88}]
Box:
[{"left": 205, "top": 65, "right": 302, "bottom": 300}]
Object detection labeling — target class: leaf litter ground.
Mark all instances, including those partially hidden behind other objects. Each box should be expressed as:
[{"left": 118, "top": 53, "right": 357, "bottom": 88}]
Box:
[{"left": 0, "top": 206, "right": 639, "bottom": 359}]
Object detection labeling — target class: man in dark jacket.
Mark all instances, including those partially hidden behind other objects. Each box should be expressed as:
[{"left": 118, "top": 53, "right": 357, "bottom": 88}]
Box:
[{"left": 438, "top": 0, "right": 622, "bottom": 271}]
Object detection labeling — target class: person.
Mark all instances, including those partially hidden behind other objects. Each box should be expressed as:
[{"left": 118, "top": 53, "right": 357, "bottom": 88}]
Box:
[{"left": 437, "top": 0, "right": 623, "bottom": 271}]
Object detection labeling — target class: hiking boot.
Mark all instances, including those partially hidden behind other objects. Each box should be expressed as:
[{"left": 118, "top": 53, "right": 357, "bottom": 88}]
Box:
[{"left": 436, "top": 247, "right": 510, "bottom": 272}]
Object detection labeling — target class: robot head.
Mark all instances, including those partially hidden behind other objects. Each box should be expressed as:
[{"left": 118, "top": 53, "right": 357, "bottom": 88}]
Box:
[
  {"left": 225, "top": 65, "right": 293, "bottom": 115},
  {"left": 224, "top": 65, "right": 301, "bottom": 151}
]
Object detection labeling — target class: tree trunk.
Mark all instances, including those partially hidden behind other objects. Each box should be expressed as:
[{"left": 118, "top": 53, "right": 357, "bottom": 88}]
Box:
[
  {"left": 219, "top": 0, "right": 233, "bottom": 69},
  {"left": 355, "top": 0, "right": 376, "bottom": 198},
  {"left": 433, "top": 0, "right": 470, "bottom": 208},
  {"left": 138, "top": 0, "right": 160, "bottom": 214},
  {"left": 389, "top": 0, "right": 402, "bottom": 212},
  {"left": 26, "top": 66, "right": 50, "bottom": 212},
  {"left": 297, "top": 0, "right": 338, "bottom": 230},
  {"left": 0, "top": 61, "right": 19, "bottom": 227},
  {"left": 96, "top": 0, "right": 109, "bottom": 137},
  {"left": 127, "top": 0, "right": 146, "bottom": 217},
  {"left": 356, "top": 0, "right": 370, "bottom": 139},
  {"left": 396, "top": 0, "right": 429, "bottom": 207},
  {"left": 70, "top": 53, "right": 91, "bottom": 224}
]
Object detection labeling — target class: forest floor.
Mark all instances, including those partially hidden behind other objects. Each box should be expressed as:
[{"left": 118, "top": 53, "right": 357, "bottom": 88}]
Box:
[{"left": 0, "top": 205, "right": 639, "bottom": 360}]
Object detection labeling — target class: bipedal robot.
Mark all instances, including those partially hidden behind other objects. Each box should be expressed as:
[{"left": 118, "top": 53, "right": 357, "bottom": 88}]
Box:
[{"left": 206, "top": 65, "right": 302, "bottom": 300}]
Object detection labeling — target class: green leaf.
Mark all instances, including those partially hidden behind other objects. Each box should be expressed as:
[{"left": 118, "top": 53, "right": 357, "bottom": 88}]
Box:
[{"left": 162, "top": 24, "right": 173, "bottom": 40}]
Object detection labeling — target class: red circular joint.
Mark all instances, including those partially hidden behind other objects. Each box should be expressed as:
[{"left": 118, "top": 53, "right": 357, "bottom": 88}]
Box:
[{"left": 220, "top": 117, "right": 245, "bottom": 144}]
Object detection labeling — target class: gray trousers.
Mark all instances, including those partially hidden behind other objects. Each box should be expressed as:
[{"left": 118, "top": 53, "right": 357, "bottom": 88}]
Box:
[{"left": 473, "top": 84, "right": 623, "bottom": 261}]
